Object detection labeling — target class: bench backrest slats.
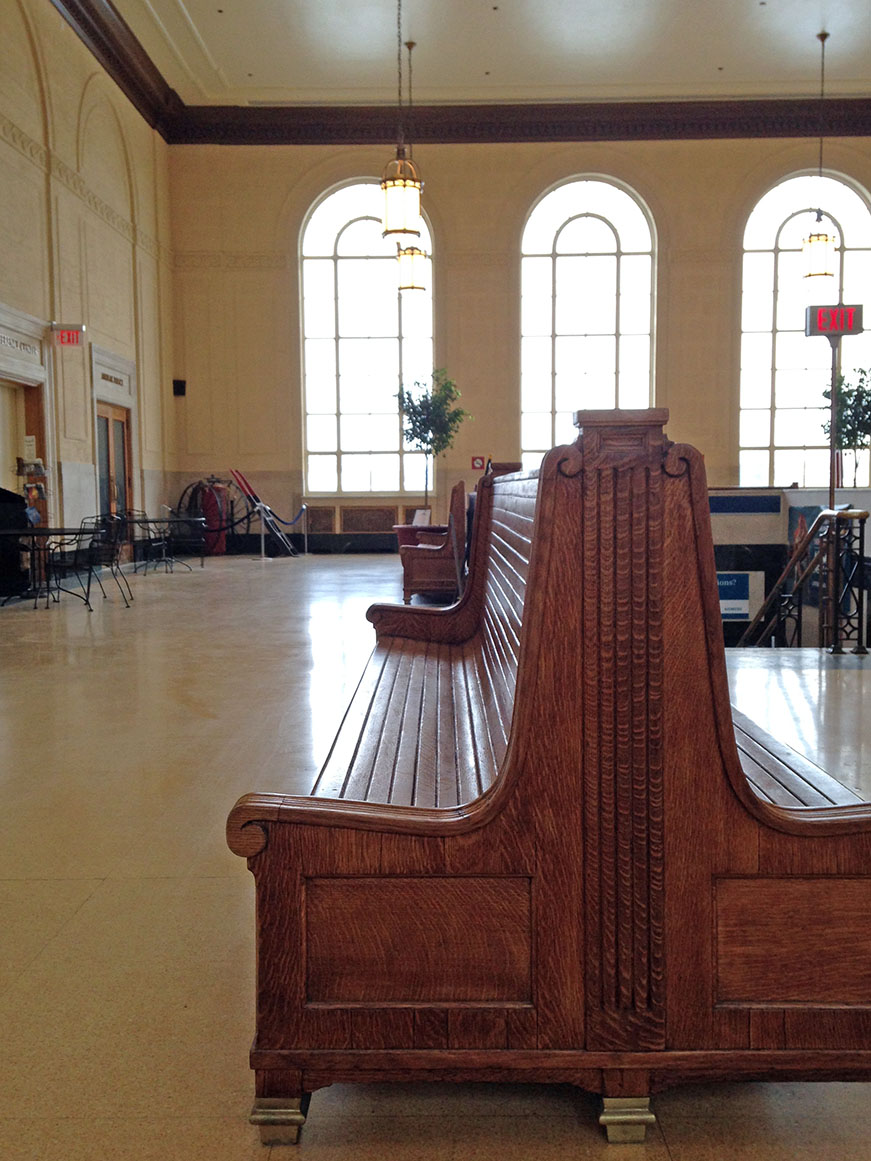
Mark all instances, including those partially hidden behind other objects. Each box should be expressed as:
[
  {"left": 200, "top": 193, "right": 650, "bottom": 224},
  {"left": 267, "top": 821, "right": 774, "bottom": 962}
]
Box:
[{"left": 474, "top": 476, "right": 539, "bottom": 775}]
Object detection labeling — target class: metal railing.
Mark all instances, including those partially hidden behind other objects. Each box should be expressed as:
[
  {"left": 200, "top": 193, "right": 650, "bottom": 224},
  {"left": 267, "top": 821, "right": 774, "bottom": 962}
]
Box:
[{"left": 737, "top": 508, "right": 869, "bottom": 654}]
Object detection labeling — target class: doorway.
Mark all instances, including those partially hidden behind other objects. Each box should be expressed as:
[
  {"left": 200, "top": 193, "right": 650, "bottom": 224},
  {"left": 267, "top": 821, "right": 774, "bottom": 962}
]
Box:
[
  {"left": 0, "top": 379, "right": 25, "bottom": 496},
  {"left": 96, "top": 401, "right": 132, "bottom": 516}
]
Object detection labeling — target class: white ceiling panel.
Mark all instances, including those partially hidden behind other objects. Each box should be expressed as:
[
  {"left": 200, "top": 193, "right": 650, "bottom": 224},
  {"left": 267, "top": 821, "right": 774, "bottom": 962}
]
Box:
[{"left": 112, "top": 0, "right": 871, "bottom": 107}]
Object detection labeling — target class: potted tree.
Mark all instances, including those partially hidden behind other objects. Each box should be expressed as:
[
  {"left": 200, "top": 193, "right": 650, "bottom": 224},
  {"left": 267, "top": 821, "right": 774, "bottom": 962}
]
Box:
[
  {"left": 823, "top": 368, "right": 871, "bottom": 488},
  {"left": 398, "top": 369, "right": 470, "bottom": 517}
]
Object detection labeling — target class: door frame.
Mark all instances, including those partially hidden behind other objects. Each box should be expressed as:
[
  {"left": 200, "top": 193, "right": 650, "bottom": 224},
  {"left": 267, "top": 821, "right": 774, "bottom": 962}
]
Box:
[
  {"left": 91, "top": 344, "right": 140, "bottom": 515},
  {"left": 0, "top": 302, "right": 57, "bottom": 523}
]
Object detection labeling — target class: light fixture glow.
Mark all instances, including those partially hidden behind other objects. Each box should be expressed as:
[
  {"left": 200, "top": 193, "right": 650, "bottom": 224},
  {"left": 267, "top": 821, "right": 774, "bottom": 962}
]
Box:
[
  {"left": 803, "top": 31, "right": 836, "bottom": 279},
  {"left": 381, "top": 2, "right": 423, "bottom": 241},
  {"left": 397, "top": 245, "right": 428, "bottom": 291}
]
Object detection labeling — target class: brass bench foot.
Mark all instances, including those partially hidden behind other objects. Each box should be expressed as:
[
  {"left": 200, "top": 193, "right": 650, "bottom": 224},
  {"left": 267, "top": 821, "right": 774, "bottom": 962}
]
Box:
[
  {"left": 599, "top": 1096, "right": 656, "bottom": 1143},
  {"left": 250, "top": 1094, "right": 311, "bottom": 1145}
]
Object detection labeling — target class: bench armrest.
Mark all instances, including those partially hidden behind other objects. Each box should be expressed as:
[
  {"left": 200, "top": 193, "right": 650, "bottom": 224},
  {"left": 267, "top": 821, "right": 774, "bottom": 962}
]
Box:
[
  {"left": 227, "top": 789, "right": 502, "bottom": 857},
  {"left": 366, "top": 598, "right": 479, "bottom": 642}
]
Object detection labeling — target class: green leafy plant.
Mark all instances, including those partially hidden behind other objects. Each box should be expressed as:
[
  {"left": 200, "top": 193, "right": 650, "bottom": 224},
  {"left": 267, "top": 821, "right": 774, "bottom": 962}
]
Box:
[
  {"left": 398, "top": 369, "right": 470, "bottom": 512},
  {"left": 823, "top": 368, "right": 871, "bottom": 487}
]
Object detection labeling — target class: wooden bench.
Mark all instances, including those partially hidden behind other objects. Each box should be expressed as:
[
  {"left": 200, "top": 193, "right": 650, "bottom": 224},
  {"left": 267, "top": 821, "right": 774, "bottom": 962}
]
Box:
[
  {"left": 227, "top": 410, "right": 871, "bottom": 1146},
  {"left": 397, "top": 480, "right": 466, "bottom": 605}
]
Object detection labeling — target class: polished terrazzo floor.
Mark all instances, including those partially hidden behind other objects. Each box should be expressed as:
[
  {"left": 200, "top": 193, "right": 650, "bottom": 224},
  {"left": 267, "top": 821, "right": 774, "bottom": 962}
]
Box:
[{"left": 1, "top": 553, "right": 870, "bottom": 1160}]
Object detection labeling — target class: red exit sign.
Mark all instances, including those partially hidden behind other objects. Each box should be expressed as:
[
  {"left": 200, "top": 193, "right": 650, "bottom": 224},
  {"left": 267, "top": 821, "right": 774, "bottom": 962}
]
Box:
[
  {"left": 805, "top": 304, "right": 864, "bottom": 337},
  {"left": 50, "top": 323, "right": 86, "bottom": 346}
]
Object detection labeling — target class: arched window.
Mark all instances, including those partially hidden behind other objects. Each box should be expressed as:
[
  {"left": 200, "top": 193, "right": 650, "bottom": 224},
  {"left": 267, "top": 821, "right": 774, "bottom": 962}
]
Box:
[
  {"left": 520, "top": 178, "right": 655, "bottom": 469},
  {"left": 740, "top": 174, "right": 871, "bottom": 487},
  {"left": 301, "top": 182, "right": 433, "bottom": 494}
]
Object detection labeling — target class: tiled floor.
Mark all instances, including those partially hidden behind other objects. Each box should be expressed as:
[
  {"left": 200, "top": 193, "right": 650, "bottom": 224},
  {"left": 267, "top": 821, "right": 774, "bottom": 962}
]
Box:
[{"left": 1, "top": 554, "right": 869, "bottom": 1160}]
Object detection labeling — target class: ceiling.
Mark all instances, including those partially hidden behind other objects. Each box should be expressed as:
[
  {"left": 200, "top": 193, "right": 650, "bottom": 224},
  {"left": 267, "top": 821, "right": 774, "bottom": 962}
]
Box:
[{"left": 110, "top": 0, "right": 870, "bottom": 108}]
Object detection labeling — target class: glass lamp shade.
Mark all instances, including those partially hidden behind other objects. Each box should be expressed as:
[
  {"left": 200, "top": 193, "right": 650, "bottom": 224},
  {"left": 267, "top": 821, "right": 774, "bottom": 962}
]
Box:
[
  {"left": 397, "top": 245, "right": 428, "bottom": 291},
  {"left": 803, "top": 229, "right": 836, "bottom": 278},
  {"left": 381, "top": 148, "right": 422, "bottom": 239}
]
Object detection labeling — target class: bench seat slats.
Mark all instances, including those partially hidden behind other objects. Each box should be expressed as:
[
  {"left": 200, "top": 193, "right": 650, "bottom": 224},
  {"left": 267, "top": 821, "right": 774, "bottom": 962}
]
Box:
[
  {"left": 312, "top": 636, "right": 512, "bottom": 808},
  {"left": 732, "top": 707, "right": 863, "bottom": 809},
  {"left": 310, "top": 477, "right": 538, "bottom": 811}
]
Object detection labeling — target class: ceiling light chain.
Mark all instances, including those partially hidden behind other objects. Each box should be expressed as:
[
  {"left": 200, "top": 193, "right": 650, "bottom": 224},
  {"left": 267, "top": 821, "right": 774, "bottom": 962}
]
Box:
[
  {"left": 381, "top": 0, "right": 423, "bottom": 244},
  {"left": 803, "top": 29, "right": 836, "bottom": 279}
]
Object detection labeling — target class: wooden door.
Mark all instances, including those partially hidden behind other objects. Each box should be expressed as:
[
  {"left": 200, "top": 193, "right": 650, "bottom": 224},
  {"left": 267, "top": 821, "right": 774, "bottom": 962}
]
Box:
[{"left": 96, "top": 402, "right": 131, "bottom": 516}]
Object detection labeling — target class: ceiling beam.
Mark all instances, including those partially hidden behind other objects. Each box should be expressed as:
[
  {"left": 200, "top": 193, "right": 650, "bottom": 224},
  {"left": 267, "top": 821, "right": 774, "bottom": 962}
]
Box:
[{"left": 51, "top": 0, "right": 871, "bottom": 147}]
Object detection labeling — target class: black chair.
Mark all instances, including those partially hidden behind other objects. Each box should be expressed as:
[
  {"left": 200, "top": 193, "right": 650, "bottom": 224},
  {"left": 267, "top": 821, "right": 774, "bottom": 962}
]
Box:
[{"left": 52, "top": 516, "right": 133, "bottom": 609}]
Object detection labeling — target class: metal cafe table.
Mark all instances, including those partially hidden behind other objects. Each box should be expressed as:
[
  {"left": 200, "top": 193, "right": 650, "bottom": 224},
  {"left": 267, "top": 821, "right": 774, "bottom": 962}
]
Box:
[{"left": 0, "top": 527, "right": 92, "bottom": 609}]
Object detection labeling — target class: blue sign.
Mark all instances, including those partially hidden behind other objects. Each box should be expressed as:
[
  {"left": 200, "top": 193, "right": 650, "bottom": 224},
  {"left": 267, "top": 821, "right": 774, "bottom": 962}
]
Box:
[{"left": 718, "top": 572, "right": 751, "bottom": 620}]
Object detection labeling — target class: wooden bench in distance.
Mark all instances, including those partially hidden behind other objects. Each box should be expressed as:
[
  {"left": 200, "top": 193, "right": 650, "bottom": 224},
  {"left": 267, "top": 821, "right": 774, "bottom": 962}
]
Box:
[
  {"left": 227, "top": 410, "right": 871, "bottom": 1146},
  {"left": 397, "top": 479, "right": 466, "bottom": 605}
]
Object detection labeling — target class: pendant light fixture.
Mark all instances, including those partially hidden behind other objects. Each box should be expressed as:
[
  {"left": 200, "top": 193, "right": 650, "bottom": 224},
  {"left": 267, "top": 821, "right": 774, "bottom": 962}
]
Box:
[
  {"left": 803, "top": 31, "right": 837, "bottom": 278},
  {"left": 394, "top": 39, "right": 428, "bottom": 290},
  {"left": 381, "top": 0, "right": 422, "bottom": 241}
]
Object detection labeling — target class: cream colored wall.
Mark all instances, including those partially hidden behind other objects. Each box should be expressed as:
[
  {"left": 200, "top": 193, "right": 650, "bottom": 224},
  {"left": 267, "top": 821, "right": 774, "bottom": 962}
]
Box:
[
  {"left": 169, "top": 135, "right": 871, "bottom": 518},
  {"left": 0, "top": 0, "right": 173, "bottom": 524}
]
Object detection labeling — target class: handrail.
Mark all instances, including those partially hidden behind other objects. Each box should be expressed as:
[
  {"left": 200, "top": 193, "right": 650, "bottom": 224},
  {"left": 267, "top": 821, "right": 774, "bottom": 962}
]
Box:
[{"left": 737, "top": 508, "right": 869, "bottom": 650}]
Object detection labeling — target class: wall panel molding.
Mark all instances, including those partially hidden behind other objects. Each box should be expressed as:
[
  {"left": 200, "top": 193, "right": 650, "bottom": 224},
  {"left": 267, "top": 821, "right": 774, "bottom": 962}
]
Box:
[{"left": 1, "top": 111, "right": 170, "bottom": 265}]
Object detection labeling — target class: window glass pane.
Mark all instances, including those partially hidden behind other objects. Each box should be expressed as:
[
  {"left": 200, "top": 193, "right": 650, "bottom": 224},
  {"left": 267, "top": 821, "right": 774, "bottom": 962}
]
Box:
[
  {"left": 843, "top": 251, "right": 871, "bottom": 303},
  {"left": 521, "top": 257, "right": 553, "bottom": 336},
  {"left": 773, "top": 407, "right": 827, "bottom": 447},
  {"left": 340, "top": 453, "right": 400, "bottom": 492},
  {"left": 741, "top": 332, "right": 772, "bottom": 373},
  {"left": 402, "top": 453, "right": 427, "bottom": 491},
  {"left": 400, "top": 285, "right": 434, "bottom": 338},
  {"left": 307, "top": 454, "right": 338, "bottom": 491},
  {"left": 338, "top": 259, "right": 397, "bottom": 336},
  {"left": 739, "top": 449, "right": 770, "bottom": 487},
  {"left": 741, "top": 253, "right": 774, "bottom": 331},
  {"left": 556, "top": 336, "right": 616, "bottom": 410},
  {"left": 774, "top": 448, "right": 828, "bottom": 488},
  {"left": 304, "top": 339, "right": 337, "bottom": 413},
  {"left": 306, "top": 414, "right": 337, "bottom": 452},
  {"left": 340, "top": 413, "right": 397, "bottom": 452},
  {"left": 521, "top": 412, "right": 552, "bottom": 450},
  {"left": 400, "top": 338, "right": 434, "bottom": 388},
  {"left": 619, "top": 255, "right": 652, "bottom": 334},
  {"left": 739, "top": 409, "right": 771, "bottom": 448},
  {"left": 775, "top": 331, "right": 831, "bottom": 373},
  {"left": 521, "top": 450, "right": 545, "bottom": 471},
  {"left": 740, "top": 362, "right": 772, "bottom": 409},
  {"left": 338, "top": 338, "right": 399, "bottom": 412},
  {"left": 556, "top": 215, "right": 616, "bottom": 254},
  {"left": 618, "top": 335, "right": 651, "bottom": 405},
  {"left": 555, "top": 255, "right": 616, "bottom": 335},
  {"left": 521, "top": 337, "right": 552, "bottom": 410},
  {"left": 337, "top": 216, "right": 394, "bottom": 257},
  {"left": 774, "top": 368, "right": 827, "bottom": 409},
  {"left": 302, "top": 260, "right": 335, "bottom": 338}
]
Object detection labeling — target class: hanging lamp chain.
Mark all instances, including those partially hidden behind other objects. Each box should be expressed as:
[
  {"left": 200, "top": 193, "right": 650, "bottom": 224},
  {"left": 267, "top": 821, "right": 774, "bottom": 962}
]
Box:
[
  {"left": 817, "top": 30, "right": 829, "bottom": 180},
  {"left": 396, "top": 0, "right": 404, "bottom": 149}
]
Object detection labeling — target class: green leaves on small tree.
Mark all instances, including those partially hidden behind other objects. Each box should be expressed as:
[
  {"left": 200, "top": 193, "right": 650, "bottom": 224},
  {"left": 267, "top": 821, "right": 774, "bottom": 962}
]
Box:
[
  {"left": 398, "top": 369, "right": 470, "bottom": 509},
  {"left": 823, "top": 368, "right": 871, "bottom": 487}
]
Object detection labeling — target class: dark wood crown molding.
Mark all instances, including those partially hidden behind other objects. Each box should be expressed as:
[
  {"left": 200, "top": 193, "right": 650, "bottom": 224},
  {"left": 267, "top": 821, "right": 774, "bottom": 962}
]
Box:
[
  {"left": 172, "top": 97, "right": 871, "bottom": 146},
  {"left": 49, "top": 0, "right": 185, "bottom": 135},
  {"left": 51, "top": 0, "right": 871, "bottom": 146}
]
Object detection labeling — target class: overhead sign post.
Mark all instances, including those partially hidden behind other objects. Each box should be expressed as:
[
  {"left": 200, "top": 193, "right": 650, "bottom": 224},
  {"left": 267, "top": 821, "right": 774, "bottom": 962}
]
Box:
[{"left": 805, "top": 303, "right": 864, "bottom": 509}]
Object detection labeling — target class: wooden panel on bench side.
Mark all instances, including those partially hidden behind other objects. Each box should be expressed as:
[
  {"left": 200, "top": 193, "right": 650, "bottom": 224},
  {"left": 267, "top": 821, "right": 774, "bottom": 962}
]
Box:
[
  {"left": 716, "top": 877, "right": 871, "bottom": 1004},
  {"left": 305, "top": 876, "right": 532, "bottom": 1003}
]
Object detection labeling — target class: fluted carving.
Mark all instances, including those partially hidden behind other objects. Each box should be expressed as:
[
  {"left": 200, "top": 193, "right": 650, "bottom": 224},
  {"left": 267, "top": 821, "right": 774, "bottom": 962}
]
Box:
[{"left": 575, "top": 412, "right": 667, "bottom": 1051}]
